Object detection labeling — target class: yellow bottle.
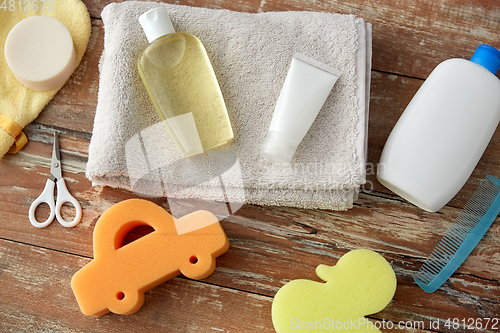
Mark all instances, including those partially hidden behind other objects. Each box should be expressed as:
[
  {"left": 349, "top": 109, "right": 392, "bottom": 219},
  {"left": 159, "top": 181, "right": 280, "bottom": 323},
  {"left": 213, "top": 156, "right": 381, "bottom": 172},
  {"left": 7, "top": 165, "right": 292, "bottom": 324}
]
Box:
[{"left": 138, "top": 7, "right": 233, "bottom": 157}]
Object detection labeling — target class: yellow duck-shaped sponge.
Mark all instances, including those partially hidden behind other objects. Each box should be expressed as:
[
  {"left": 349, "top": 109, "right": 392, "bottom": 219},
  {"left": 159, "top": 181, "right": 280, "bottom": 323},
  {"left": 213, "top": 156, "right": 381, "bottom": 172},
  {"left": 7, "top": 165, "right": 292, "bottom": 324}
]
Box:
[{"left": 272, "top": 249, "right": 397, "bottom": 332}]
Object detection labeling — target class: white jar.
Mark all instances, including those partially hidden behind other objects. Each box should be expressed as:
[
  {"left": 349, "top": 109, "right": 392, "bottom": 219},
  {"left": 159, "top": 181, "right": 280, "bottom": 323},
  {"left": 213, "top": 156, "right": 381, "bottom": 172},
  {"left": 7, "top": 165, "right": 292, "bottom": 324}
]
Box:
[{"left": 377, "top": 45, "right": 500, "bottom": 212}]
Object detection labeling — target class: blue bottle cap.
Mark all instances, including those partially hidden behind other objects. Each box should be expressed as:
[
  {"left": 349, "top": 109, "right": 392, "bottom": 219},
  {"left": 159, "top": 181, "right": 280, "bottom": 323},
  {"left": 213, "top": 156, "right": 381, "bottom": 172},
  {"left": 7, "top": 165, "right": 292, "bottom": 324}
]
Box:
[{"left": 470, "top": 44, "right": 500, "bottom": 75}]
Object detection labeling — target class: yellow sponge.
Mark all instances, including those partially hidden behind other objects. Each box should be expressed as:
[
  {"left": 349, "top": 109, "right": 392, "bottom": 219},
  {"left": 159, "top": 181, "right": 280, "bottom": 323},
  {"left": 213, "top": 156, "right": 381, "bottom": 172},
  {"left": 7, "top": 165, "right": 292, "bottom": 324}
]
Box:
[
  {"left": 272, "top": 249, "right": 397, "bottom": 332},
  {"left": 71, "top": 199, "right": 229, "bottom": 317},
  {"left": 0, "top": 0, "right": 91, "bottom": 157}
]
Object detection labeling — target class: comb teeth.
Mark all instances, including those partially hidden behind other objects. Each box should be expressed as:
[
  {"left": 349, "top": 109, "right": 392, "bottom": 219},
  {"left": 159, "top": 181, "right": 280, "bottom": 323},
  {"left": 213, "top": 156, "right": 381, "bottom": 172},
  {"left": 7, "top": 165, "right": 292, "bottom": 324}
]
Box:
[{"left": 414, "top": 176, "right": 500, "bottom": 292}]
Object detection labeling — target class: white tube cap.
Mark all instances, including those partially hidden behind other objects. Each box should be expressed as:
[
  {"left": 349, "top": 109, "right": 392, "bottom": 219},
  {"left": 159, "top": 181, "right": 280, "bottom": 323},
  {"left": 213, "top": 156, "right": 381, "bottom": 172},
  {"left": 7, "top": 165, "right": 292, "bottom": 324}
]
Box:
[
  {"left": 139, "top": 7, "right": 175, "bottom": 43},
  {"left": 260, "top": 131, "right": 300, "bottom": 164}
]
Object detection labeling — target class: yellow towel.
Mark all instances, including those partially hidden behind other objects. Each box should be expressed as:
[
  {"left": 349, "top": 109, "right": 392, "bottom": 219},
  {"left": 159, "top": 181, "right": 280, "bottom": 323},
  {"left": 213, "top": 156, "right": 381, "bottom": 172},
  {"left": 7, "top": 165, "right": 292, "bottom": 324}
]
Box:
[{"left": 0, "top": 0, "right": 91, "bottom": 158}]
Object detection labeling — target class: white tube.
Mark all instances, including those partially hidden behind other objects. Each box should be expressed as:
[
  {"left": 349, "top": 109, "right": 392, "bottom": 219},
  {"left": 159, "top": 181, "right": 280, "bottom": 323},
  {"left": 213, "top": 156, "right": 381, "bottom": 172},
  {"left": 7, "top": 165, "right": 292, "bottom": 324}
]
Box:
[{"left": 261, "top": 53, "right": 341, "bottom": 164}]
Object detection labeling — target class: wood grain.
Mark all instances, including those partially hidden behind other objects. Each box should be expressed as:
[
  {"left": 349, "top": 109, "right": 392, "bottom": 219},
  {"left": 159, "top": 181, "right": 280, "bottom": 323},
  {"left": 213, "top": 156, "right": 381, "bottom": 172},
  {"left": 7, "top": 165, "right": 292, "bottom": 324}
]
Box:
[
  {"left": 0, "top": 239, "right": 273, "bottom": 333},
  {"left": 1, "top": 127, "right": 499, "bottom": 332},
  {"left": 79, "top": 0, "right": 500, "bottom": 80},
  {"left": 1, "top": 0, "right": 499, "bottom": 332}
]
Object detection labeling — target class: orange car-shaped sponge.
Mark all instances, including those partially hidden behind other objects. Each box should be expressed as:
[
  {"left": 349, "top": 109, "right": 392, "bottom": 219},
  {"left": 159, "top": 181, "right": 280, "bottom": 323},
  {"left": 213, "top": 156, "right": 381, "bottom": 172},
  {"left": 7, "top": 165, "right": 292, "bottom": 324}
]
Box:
[{"left": 71, "top": 199, "right": 229, "bottom": 317}]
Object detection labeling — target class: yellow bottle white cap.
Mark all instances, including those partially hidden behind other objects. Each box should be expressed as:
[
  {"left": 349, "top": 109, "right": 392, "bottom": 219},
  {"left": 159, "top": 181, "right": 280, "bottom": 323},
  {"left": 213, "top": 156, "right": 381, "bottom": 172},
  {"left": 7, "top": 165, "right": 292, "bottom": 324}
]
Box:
[{"left": 4, "top": 16, "right": 76, "bottom": 91}]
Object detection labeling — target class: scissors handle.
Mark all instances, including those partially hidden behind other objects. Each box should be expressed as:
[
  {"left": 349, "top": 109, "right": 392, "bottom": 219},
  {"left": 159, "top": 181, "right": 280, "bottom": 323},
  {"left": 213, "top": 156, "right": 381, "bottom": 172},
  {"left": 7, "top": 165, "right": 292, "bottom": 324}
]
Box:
[
  {"left": 55, "top": 178, "right": 82, "bottom": 228},
  {"left": 29, "top": 179, "right": 56, "bottom": 228},
  {"left": 29, "top": 178, "right": 82, "bottom": 228}
]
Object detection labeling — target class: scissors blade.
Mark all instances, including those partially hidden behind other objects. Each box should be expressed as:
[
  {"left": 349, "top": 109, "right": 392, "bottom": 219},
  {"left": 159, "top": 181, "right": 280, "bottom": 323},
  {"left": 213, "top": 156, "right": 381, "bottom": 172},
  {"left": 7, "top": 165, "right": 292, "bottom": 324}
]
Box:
[{"left": 49, "top": 133, "right": 62, "bottom": 182}]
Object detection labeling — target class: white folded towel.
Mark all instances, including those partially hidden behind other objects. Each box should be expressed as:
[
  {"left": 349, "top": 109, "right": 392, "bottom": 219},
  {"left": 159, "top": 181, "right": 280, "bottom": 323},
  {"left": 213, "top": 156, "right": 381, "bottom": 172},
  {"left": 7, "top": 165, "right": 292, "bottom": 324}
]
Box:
[{"left": 86, "top": 1, "right": 372, "bottom": 211}]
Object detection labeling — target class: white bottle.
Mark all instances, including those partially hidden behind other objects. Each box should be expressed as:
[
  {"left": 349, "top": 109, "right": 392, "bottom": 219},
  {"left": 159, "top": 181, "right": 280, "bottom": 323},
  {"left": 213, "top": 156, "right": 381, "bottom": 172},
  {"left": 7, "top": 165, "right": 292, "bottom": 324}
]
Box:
[{"left": 377, "top": 45, "right": 500, "bottom": 212}]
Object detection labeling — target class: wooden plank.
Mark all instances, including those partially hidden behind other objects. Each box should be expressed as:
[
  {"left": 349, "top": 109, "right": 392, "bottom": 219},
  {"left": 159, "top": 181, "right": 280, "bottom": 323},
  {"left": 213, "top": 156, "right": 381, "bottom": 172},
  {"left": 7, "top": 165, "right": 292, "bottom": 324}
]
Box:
[
  {"left": 28, "top": 1, "right": 500, "bottom": 212},
  {"left": 0, "top": 238, "right": 273, "bottom": 333},
  {"left": 0, "top": 233, "right": 437, "bottom": 333},
  {"left": 31, "top": 15, "right": 500, "bottom": 209},
  {"left": 0, "top": 214, "right": 496, "bottom": 332},
  {"left": 0, "top": 125, "right": 143, "bottom": 257},
  {"left": 7, "top": 127, "right": 500, "bottom": 284},
  {"left": 1, "top": 127, "right": 498, "bottom": 332},
  {"left": 79, "top": 0, "right": 500, "bottom": 79},
  {"left": 34, "top": 19, "right": 103, "bottom": 134},
  {"left": 34, "top": 0, "right": 500, "bottom": 134},
  {"left": 2, "top": 0, "right": 500, "bottom": 332}
]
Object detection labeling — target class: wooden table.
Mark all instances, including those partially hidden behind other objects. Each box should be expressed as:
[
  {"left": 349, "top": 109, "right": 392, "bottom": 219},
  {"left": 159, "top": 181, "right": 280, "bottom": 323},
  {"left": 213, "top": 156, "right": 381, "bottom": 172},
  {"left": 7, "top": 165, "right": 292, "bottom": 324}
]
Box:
[{"left": 1, "top": 0, "right": 499, "bottom": 332}]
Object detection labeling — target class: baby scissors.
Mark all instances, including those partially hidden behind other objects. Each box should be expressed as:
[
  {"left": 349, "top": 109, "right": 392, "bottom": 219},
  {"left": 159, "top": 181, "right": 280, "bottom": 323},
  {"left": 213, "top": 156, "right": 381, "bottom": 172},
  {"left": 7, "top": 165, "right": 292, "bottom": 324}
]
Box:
[{"left": 29, "top": 133, "right": 82, "bottom": 228}]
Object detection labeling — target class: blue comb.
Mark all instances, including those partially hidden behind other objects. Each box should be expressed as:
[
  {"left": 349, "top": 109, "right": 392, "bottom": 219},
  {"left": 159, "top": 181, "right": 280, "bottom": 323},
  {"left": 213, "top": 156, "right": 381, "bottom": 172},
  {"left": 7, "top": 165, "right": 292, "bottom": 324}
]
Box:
[{"left": 414, "top": 175, "right": 500, "bottom": 293}]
